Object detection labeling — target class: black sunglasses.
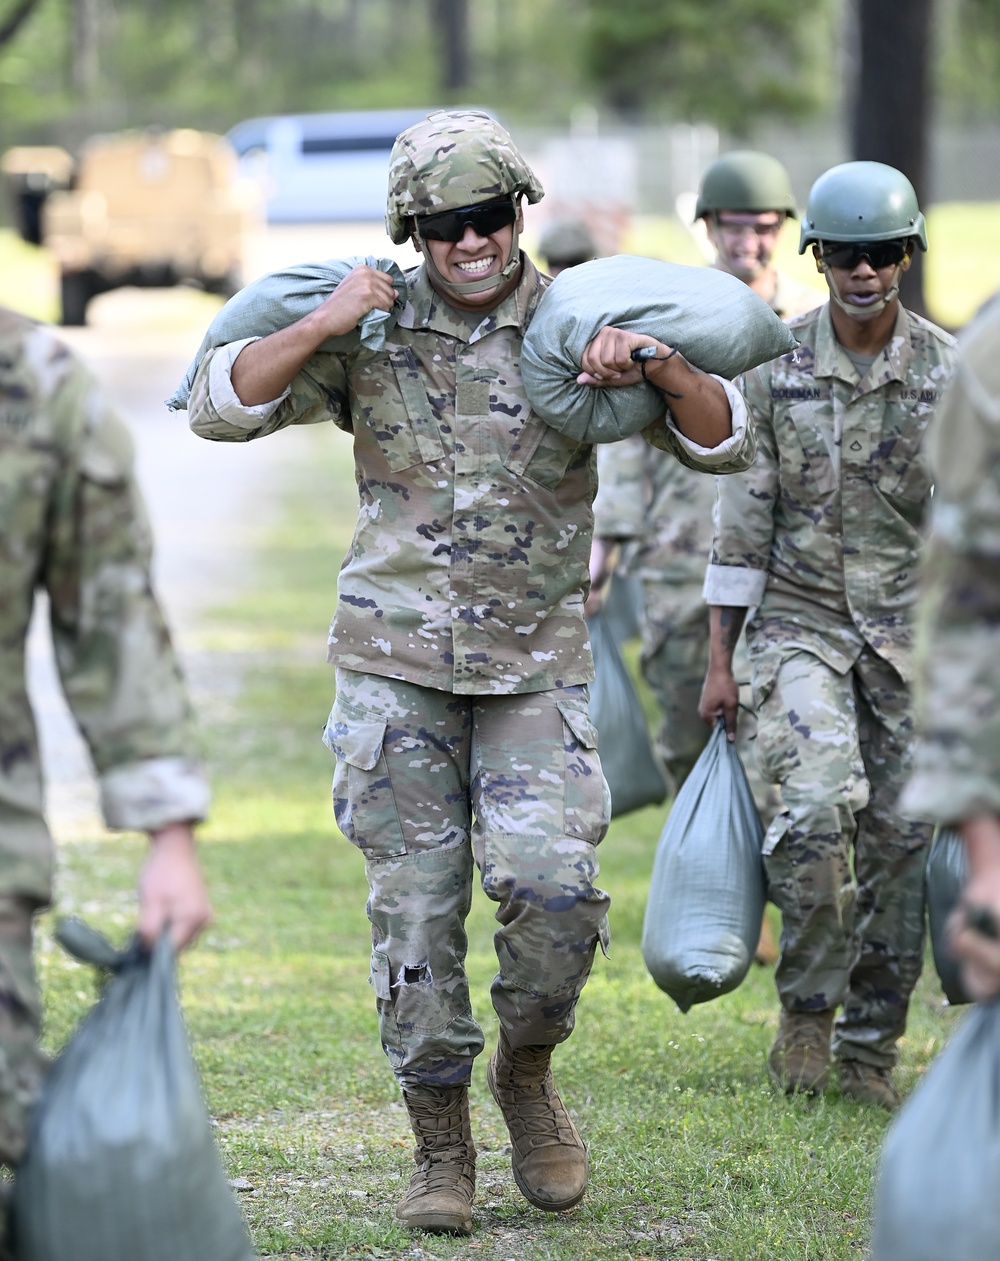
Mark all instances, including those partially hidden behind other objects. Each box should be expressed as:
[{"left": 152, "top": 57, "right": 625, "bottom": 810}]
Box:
[
  {"left": 417, "top": 198, "right": 517, "bottom": 242},
  {"left": 819, "top": 239, "right": 909, "bottom": 269}
]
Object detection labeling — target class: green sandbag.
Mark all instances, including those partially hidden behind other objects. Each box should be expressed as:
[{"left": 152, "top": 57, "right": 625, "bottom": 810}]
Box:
[
  {"left": 925, "top": 825, "right": 972, "bottom": 1006},
  {"left": 166, "top": 254, "right": 408, "bottom": 411},
  {"left": 12, "top": 919, "right": 256, "bottom": 1261},
  {"left": 872, "top": 998, "right": 1000, "bottom": 1261},
  {"left": 641, "top": 721, "right": 766, "bottom": 1012},
  {"left": 601, "top": 571, "right": 644, "bottom": 647},
  {"left": 521, "top": 254, "right": 799, "bottom": 444},
  {"left": 587, "top": 610, "right": 667, "bottom": 818}
]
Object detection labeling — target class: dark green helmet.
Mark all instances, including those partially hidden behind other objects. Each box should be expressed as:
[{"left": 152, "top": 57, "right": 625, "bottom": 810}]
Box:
[
  {"left": 799, "top": 161, "right": 927, "bottom": 253},
  {"left": 538, "top": 218, "right": 596, "bottom": 266},
  {"left": 694, "top": 150, "right": 798, "bottom": 220}
]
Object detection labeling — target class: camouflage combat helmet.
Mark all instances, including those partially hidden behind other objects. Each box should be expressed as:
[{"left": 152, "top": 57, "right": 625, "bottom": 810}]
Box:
[
  {"left": 694, "top": 150, "right": 798, "bottom": 220},
  {"left": 799, "top": 161, "right": 927, "bottom": 252},
  {"left": 385, "top": 109, "right": 544, "bottom": 245},
  {"left": 538, "top": 218, "right": 596, "bottom": 267}
]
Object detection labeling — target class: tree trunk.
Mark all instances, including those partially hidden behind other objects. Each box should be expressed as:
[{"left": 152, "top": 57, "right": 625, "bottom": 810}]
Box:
[
  {"left": 0, "top": 0, "right": 42, "bottom": 49},
  {"left": 851, "top": 0, "right": 934, "bottom": 317},
  {"left": 71, "top": 0, "right": 101, "bottom": 99},
  {"left": 433, "top": 0, "right": 470, "bottom": 93}
]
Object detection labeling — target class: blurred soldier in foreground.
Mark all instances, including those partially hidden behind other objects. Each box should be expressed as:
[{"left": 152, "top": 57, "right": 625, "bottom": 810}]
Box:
[
  {"left": 538, "top": 218, "right": 597, "bottom": 277},
  {"left": 700, "top": 162, "right": 957, "bottom": 1110},
  {"left": 0, "top": 308, "right": 212, "bottom": 1251},
  {"left": 185, "top": 109, "right": 755, "bottom": 1235},
  {"left": 901, "top": 294, "right": 1000, "bottom": 1001},
  {"left": 589, "top": 151, "right": 822, "bottom": 961}
]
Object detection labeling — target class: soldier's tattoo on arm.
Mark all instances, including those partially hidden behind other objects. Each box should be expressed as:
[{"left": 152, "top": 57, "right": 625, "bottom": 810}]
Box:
[{"left": 719, "top": 607, "right": 744, "bottom": 654}]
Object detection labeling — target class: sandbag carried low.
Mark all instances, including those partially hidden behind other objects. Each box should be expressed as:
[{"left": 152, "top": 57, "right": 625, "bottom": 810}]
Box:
[
  {"left": 166, "top": 255, "right": 408, "bottom": 410},
  {"left": 587, "top": 610, "right": 667, "bottom": 818},
  {"left": 872, "top": 998, "right": 1000, "bottom": 1261},
  {"left": 925, "top": 825, "right": 971, "bottom": 1006},
  {"left": 641, "top": 720, "right": 766, "bottom": 1012},
  {"left": 521, "top": 254, "right": 799, "bottom": 444},
  {"left": 12, "top": 918, "right": 256, "bottom": 1261}
]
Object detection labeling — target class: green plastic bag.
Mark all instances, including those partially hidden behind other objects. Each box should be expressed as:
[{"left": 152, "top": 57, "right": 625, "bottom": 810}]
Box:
[
  {"left": 587, "top": 610, "right": 667, "bottom": 819},
  {"left": 872, "top": 998, "right": 1000, "bottom": 1261},
  {"left": 642, "top": 721, "right": 766, "bottom": 1012},
  {"left": 925, "top": 825, "right": 971, "bottom": 1007},
  {"left": 12, "top": 919, "right": 256, "bottom": 1261}
]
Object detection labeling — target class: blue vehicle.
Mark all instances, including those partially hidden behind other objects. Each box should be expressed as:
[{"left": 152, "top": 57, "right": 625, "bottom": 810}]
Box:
[{"left": 226, "top": 109, "right": 436, "bottom": 223}]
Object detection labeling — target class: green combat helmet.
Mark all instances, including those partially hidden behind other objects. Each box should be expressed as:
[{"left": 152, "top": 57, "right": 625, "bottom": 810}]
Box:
[
  {"left": 385, "top": 109, "right": 543, "bottom": 301},
  {"left": 799, "top": 161, "right": 926, "bottom": 319},
  {"left": 798, "top": 160, "right": 927, "bottom": 250},
  {"left": 694, "top": 150, "right": 798, "bottom": 221},
  {"left": 538, "top": 219, "right": 597, "bottom": 272}
]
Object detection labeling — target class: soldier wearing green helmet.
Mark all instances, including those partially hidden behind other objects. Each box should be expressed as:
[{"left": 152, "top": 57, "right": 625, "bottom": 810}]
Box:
[
  {"left": 185, "top": 108, "right": 755, "bottom": 1236},
  {"left": 700, "top": 159, "right": 957, "bottom": 1111}
]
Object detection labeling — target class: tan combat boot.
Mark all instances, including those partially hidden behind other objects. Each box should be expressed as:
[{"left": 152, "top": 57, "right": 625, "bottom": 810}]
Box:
[
  {"left": 487, "top": 1031, "right": 588, "bottom": 1211},
  {"left": 395, "top": 1083, "right": 476, "bottom": 1235},
  {"left": 767, "top": 1009, "right": 834, "bottom": 1095},
  {"left": 838, "top": 1060, "right": 901, "bottom": 1111}
]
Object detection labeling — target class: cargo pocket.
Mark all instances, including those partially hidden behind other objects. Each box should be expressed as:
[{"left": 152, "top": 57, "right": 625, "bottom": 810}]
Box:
[
  {"left": 556, "top": 692, "right": 611, "bottom": 844},
  {"left": 503, "top": 413, "right": 584, "bottom": 489},
  {"left": 369, "top": 950, "right": 403, "bottom": 1055},
  {"left": 324, "top": 699, "right": 407, "bottom": 857},
  {"left": 786, "top": 402, "right": 838, "bottom": 497}
]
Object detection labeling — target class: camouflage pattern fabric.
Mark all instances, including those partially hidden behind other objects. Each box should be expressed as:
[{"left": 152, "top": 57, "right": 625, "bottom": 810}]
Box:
[
  {"left": 188, "top": 252, "right": 754, "bottom": 1085},
  {"left": 704, "top": 300, "right": 956, "bottom": 1064},
  {"left": 704, "top": 302, "right": 956, "bottom": 679},
  {"left": 0, "top": 306, "right": 209, "bottom": 1172},
  {"left": 189, "top": 258, "right": 756, "bottom": 698},
  {"left": 326, "top": 668, "right": 611, "bottom": 1088},
  {"left": 754, "top": 647, "right": 931, "bottom": 1065},
  {"left": 902, "top": 295, "right": 1000, "bottom": 823},
  {"left": 384, "top": 110, "right": 545, "bottom": 245}
]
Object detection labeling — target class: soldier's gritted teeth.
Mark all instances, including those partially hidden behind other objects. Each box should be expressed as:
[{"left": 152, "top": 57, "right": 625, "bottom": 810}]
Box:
[{"left": 413, "top": 195, "right": 524, "bottom": 310}]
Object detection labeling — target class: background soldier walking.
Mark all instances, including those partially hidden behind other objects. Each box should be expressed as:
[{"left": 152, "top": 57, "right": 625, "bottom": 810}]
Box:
[{"left": 700, "top": 162, "right": 957, "bottom": 1110}]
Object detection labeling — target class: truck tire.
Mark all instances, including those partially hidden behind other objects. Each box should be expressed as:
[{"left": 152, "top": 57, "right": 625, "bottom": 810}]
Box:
[{"left": 59, "top": 271, "right": 92, "bottom": 326}]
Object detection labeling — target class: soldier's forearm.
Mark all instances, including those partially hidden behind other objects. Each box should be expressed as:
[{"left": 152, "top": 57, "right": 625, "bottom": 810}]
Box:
[
  {"left": 230, "top": 313, "right": 329, "bottom": 406},
  {"left": 707, "top": 605, "right": 747, "bottom": 671},
  {"left": 646, "top": 354, "right": 733, "bottom": 448}
]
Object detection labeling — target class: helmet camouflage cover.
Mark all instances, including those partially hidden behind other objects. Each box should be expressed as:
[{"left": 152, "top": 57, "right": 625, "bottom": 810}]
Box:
[
  {"left": 385, "top": 109, "right": 544, "bottom": 244},
  {"left": 799, "top": 160, "right": 927, "bottom": 252}
]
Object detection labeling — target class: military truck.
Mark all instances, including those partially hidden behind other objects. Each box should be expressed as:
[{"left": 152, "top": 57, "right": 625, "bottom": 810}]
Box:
[{"left": 4, "top": 128, "right": 263, "bottom": 325}]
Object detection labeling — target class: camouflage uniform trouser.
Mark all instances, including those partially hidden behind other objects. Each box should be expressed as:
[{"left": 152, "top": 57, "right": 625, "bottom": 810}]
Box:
[
  {"left": 753, "top": 646, "right": 932, "bottom": 1067},
  {"left": 640, "top": 588, "right": 781, "bottom": 824},
  {"left": 326, "top": 668, "right": 612, "bottom": 1091}
]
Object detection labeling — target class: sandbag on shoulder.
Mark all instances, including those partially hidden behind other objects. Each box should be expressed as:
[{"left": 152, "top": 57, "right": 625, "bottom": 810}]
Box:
[
  {"left": 521, "top": 254, "right": 799, "bottom": 444},
  {"left": 641, "top": 720, "right": 766, "bottom": 1012},
  {"left": 166, "top": 255, "right": 408, "bottom": 411}
]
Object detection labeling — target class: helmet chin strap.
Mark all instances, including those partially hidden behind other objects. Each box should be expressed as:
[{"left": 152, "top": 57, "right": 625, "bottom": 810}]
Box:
[
  {"left": 817, "top": 244, "right": 906, "bottom": 320},
  {"left": 415, "top": 202, "right": 522, "bottom": 301}
]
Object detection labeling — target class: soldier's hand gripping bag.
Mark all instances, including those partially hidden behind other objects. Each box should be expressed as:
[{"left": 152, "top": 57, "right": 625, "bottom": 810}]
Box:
[
  {"left": 11, "top": 918, "right": 255, "bottom": 1261},
  {"left": 641, "top": 721, "right": 766, "bottom": 1012},
  {"left": 587, "top": 610, "right": 667, "bottom": 818},
  {"left": 520, "top": 255, "right": 798, "bottom": 445},
  {"left": 925, "top": 825, "right": 972, "bottom": 1006},
  {"left": 872, "top": 998, "right": 1000, "bottom": 1261}
]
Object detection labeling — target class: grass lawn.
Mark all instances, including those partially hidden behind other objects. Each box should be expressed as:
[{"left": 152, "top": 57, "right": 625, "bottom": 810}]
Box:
[{"left": 35, "top": 425, "right": 966, "bottom": 1261}]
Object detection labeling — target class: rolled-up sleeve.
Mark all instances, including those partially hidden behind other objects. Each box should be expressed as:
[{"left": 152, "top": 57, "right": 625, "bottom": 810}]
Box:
[
  {"left": 101, "top": 756, "right": 210, "bottom": 832},
  {"left": 702, "top": 366, "right": 776, "bottom": 608},
  {"left": 645, "top": 375, "right": 756, "bottom": 474}
]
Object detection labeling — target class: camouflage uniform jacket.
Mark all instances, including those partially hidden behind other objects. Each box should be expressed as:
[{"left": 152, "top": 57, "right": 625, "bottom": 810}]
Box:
[
  {"left": 703, "top": 301, "right": 957, "bottom": 684},
  {"left": 593, "top": 270, "right": 824, "bottom": 642},
  {"left": 0, "top": 309, "right": 208, "bottom": 885},
  {"left": 188, "top": 256, "right": 756, "bottom": 696},
  {"left": 901, "top": 296, "right": 1000, "bottom": 822}
]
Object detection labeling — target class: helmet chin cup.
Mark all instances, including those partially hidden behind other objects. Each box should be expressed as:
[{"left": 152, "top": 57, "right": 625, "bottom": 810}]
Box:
[{"left": 821, "top": 258, "right": 902, "bottom": 319}]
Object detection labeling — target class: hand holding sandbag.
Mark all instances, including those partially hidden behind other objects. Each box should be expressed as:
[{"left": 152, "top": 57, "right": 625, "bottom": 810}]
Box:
[
  {"left": 521, "top": 255, "right": 799, "bottom": 444},
  {"left": 12, "top": 919, "right": 256, "bottom": 1261},
  {"left": 641, "top": 721, "right": 766, "bottom": 1012}
]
